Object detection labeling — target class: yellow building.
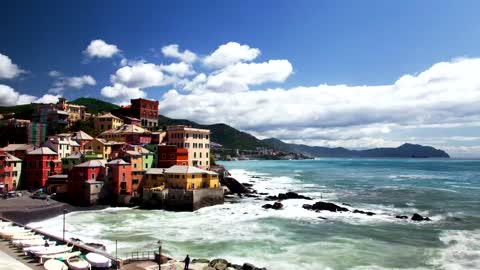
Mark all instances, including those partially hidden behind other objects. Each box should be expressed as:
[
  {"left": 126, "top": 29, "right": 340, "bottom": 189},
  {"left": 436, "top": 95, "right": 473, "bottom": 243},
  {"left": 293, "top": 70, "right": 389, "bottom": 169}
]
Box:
[
  {"left": 94, "top": 113, "right": 124, "bottom": 132},
  {"left": 166, "top": 125, "right": 211, "bottom": 169},
  {"left": 84, "top": 138, "right": 124, "bottom": 160},
  {"left": 144, "top": 165, "right": 219, "bottom": 190},
  {"left": 98, "top": 124, "right": 151, "bottom": 143}
]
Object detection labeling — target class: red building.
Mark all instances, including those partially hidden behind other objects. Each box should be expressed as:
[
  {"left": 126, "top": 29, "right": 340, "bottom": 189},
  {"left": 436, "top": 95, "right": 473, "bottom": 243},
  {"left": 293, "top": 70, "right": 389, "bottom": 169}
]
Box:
[
  {"left": 68, "top": 160, "right": 106, "bottom": 205},
  {"left": 157, "top": 145, "right": 189, "bottom": 168},
  {"left": 23, "top": 147, "right": 61, "bottom": 189},
  {"left": 125, "top": 133, "right": 152, "bottom": 145},
  {"left": 130, "top": 98, "right": 159, "bottom": 129},
  {"left": 122, "top": 116, "right": 141, "bottom": 127},
  {"left": 107, "top": 159, "right": 132, "bottom": 196},
  {"left": 0, "top": 151, "right": 13, "bottom": 192}
]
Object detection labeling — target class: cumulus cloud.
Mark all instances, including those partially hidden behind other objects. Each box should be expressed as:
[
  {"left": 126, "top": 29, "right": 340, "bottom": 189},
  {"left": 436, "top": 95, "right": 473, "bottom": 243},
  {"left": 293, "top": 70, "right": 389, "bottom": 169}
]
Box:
[
  {"left": 0, "top": 53, "right": 24, "bottom": 79},
  {"left": 49, "top": 74, "right": 96, "bottom": 94},
  {"left": 203, "top": 42, "right": 260, "bottom": 68},
  {"left": 111, "top": 63, "right": 172, "bottom": 88},
  {"left": 160, "top": 57, "right": 480, "bottom": 156},
  {"left": 101, "top": 83, "right": 146, "bottom": 105},
  {"left": 48, "top": 70, "right": 61, "bottom": 77},
  {"left": 0, "top": 84, "right": 60, "bottom": 106},
  {"left": 162, "top": 44, "right": 197, "bottom": 63},
  {"left": 84, "top": 39, "right": 120, "bottom": 58}
]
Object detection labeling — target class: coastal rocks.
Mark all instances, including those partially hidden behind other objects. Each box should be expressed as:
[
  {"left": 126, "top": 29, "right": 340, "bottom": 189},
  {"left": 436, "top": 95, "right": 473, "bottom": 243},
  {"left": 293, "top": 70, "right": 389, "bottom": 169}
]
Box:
[
  {"left": 265, "top": 192, "right": 312, "bottom": 201},
  {"left": 262, "top": 202, "right": 283, "bottom": 210},
  {"left": 411, "top": 213, "right": 431, "bottom": 221},
  {"left": 193, "top": 258, "right": 211, "bottom": 264},
  {"left": 353, "top": 209, "right": 376, "bottom": 216},
  {"left": 395, "top": 215, "right": 408, "bottom": 219},
  {"left": 209, "top": 258, "right": 229, "bottom": 270},
  {"left": 303, "top": 201, "right": 349, "bottom": 212},
  {"left": 222, "top": 177, "right": 251, "bottom": 194}
]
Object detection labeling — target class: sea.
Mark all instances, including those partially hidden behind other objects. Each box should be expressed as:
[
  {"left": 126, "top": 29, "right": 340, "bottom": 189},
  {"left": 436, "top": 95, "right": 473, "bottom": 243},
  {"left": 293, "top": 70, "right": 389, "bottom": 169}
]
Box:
[{"left": 29, "top": 159, "right": 480, "bottom": 270}]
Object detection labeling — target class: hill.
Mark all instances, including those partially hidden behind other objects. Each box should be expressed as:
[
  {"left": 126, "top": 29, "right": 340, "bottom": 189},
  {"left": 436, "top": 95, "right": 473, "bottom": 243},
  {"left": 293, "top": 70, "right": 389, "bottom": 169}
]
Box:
[
  {"left": 0, "top": 104, "right": 35, "bottom": 120},
  {"left": 70, "top": 97, "right": 119, "bottom": 114}
]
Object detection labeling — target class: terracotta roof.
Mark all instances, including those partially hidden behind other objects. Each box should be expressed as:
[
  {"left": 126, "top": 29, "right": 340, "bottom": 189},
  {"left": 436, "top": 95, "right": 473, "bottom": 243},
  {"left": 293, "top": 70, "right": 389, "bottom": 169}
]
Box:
[
  {"left": 64, "top": 152, "right": 84, "bottom": 159},
  {"left": 27, "top": 147, "right": 58, "bottom": 155},
  {"left": 95, "top": 138, "right": 124, "bottom": 145},
  {"left": 145, "top": 168, "right": 165, "bottom": 175},
  {"left": 164, "top": 165, "right": 217, "bottom": 175},
  {"left": 73, "top": 130, "right": 93, "bottom": 140},
  {"left": 107, "top": 159, "right": 130, "bottom": 165},
  {"left": 75, "top": 159, "right": 106, "bottom": 168},
  {"left": 96, "top": 112, "right": 122, "bottom": 120},
  {"left": 125, "top": 150, "right": 141, "bottom": 156},
  {"left": 100, "top": 124, "right": 151, "bottom": 135},
  {"left": 1, "top": 144, "right": 35, "bottom": 151}
]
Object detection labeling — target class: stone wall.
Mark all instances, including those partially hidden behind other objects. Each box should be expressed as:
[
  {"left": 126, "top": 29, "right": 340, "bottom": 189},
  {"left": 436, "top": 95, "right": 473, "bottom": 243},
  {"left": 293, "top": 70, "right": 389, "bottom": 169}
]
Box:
[{"left": 142, "top": 188, "right": 223, "bottom": 211}]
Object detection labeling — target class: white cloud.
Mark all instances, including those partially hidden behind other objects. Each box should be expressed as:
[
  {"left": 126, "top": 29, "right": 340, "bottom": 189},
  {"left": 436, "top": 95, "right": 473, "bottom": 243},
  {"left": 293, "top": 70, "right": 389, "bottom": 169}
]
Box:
[
  {"left": 49, "top": 74, "right": 96, "bottom": 94},
  {"left": 48, "top": 70, "right": 61, "bottom": 77},
  {"left": 160, "top": 62, "right": 195, "bottom": 77},
  {"left": 161, "top": 44, "right": 197, "bottom": 63},
  {"left": 203, "top": 42, "right": 260, "bottom": 68},
  {"left": 0, "top": 53, "right": 24, "bottom": 79},
  {"left": 111, "top": 63, "right": 172, "bottom": 88},
  {"left": 160, "top": 57, "right": 480, "bottom": 157},
  {"left": 101, "top": 83, "right": 146, "bottom": 105},
  {"left": 0, "top": 84, "right": 60, "bottom": 106},
  {"left": 84, "top": 39, "right": 120, "bottom": 58}
]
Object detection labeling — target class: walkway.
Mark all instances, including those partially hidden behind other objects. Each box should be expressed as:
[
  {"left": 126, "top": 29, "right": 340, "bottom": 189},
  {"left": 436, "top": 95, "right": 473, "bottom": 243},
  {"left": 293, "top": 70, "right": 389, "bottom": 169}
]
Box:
[{"left": 0, "top": 249, "right": 33, "bottom": 270}]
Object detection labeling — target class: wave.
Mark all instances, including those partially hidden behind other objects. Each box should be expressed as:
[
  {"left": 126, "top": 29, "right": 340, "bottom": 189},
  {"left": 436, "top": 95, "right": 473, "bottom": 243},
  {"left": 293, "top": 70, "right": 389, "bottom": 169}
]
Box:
[{"left": 433, "top": 229, "right": 480, "bottom": 270}]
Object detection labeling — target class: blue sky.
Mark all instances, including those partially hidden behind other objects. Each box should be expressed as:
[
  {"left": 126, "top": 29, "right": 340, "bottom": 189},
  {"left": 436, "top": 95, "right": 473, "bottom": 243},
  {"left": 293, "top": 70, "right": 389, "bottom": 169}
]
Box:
[{"left": 1, "top": 1, "right": 480, "bottom": 157}]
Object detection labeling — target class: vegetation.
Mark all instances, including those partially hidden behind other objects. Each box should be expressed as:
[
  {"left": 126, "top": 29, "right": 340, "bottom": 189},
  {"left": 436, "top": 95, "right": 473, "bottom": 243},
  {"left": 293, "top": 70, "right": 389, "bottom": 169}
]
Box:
[
  {"left": 0, "top": 104, "right": 35, "bottom": 120},
  {"left": 70, "top": 97, "right": 119, "bottom": 114}
]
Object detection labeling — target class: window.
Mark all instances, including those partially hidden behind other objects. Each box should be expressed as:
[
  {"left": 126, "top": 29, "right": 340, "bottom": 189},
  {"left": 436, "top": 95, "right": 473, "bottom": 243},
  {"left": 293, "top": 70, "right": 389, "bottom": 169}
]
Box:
[
  {"left": 13, "top": 171, "right": 17, "bottom": 177},
  {"left": 170, "top": 154, "right": 175, "bottom": 159},
  {"left": 91, "top": 173, "right": 95, "bottom": 179},
  {"left": 134, "top": 163, "right": 137, "bottom": 168},
  {"left": 145, "top": 163, "right": 149, "bottom": 168},
  {"left": 162, "top": 154, "right": 166, "bottom": 159},
  {"left": 194, "top": 152, "right": 196, "bottom": 158},
  {"left": 199, "top": 152, "right": 202, "bottom": 158},
  {"left": 206, "top": 161, "right": 209, "bottom": 165},
  {"left": 133, "top": 179, "right": 139, "bottom": 184},
  {"left": 206, "top": 152, "right": 209, "bottom": 158}
]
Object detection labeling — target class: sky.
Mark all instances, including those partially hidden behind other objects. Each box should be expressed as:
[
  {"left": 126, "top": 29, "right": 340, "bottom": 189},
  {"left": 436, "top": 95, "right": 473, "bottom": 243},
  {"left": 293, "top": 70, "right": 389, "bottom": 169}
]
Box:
[{"left": 1, "top": 1, "right": 480, "bottom": 157}]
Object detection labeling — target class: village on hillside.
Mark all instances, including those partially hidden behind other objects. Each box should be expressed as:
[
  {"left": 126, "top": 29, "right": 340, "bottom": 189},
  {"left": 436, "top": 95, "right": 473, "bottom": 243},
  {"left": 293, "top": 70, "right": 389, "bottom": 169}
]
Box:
[{"left": 0, "top": 98, "right": 224, "bottom": 210}]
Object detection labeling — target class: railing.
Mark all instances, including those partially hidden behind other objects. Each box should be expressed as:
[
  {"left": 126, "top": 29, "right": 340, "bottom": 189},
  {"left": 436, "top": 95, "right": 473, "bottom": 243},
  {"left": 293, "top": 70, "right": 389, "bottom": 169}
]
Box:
[{"left": 124, "top": 250, "right": 157, "bottom": 261}]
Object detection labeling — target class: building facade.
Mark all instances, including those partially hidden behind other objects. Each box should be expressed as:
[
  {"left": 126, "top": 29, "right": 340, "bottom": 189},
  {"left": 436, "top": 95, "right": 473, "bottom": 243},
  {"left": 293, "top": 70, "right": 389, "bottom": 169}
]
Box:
[
  {"left": 85, "top": 138, "right": 124, "bottom": 160},
  {"left": 23, "top": 147, "right": 62, "bottom": 189},
  {"left": 166, "top": 126, "right": 211, "bottom": 169},
  {"left": 130, "top": 98, "right": 159, "bottom": 129},
  {"left": 68, "top": 160, "right": 107, "bottom": 205},
  {"left": 44, "top": 135, "right": 81, "bottom": 159},
  {"left": 157, "top": 145, "right": 189, "bottom": 168},
  {"left": 107, "top": 159, "right": 132, "bottom": 197},
  {"left": 94, "top": 113, "right": 124, "bottom": 132}
]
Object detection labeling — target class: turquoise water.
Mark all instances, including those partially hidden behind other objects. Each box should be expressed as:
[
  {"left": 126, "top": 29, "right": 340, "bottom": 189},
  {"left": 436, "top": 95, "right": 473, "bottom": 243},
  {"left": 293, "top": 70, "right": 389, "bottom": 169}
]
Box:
[{"left": 31, "top": 159, "right": 480, "bottom": 270}]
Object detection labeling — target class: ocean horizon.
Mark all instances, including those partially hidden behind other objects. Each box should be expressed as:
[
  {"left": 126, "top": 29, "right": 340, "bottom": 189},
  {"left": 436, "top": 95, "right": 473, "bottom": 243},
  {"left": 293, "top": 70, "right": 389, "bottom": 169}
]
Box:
[{"left": 30, "top": 158, "right": 480, "bottom": 269}]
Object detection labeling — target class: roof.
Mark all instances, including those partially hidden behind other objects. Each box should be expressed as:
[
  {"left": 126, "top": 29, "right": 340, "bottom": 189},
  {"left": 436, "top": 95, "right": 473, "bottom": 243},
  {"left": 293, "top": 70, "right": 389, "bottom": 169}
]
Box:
[
  {"left": 96, "top": 112, "right": 122, "bottom": 120},
  {"left": 73, "top": 131, "right": 93, "bottom": 140},
  {"left": 57, "top": 110, "right": 69, "bottom": 115},
  {"left": 145, "top": 168, "right": 165, "bottom": 175},
  {"left": 64, "top": 152, "right": 84, "bottom": 159},
  {"left": 164, "top": 165, "right": 217, "bottom": 175},
  {"left": 5, "top": 153, "right": 22, "bottom": 162},
  {"left": 100, "top": 124, "right": 151, "bottom": 135},
  {"left": 1, "top": 144, "right": 34, "bottom": 151},
  {"left": 107, "top": 159, "right": 130, "bottom": 165},
  {"left": 75, "top": 159, "right": 106, "bottom": 168},
  {"left": 136, "top": 147, "right": 151, "bottom": 154},
  {"left": 125, "top": 150, "right": 141, "bottom": 156},
  {"left": 95, "top": 138, "right": 124, "bottom": 146},
  {"left": 27, "top": 147, "right": 58, "bottom": 155},
  {"left": 48, "top": 174, "right": 68, "bottom": 179}
]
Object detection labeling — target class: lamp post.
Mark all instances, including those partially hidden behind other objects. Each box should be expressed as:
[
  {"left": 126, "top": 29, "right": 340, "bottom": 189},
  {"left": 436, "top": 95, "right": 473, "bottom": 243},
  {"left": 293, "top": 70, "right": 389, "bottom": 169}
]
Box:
[
  {"left": 157, "top": 240, "right": 162, "bottom": 265},
  {"left": 62, "top": 209, "right": 67, "bottom": 242}
]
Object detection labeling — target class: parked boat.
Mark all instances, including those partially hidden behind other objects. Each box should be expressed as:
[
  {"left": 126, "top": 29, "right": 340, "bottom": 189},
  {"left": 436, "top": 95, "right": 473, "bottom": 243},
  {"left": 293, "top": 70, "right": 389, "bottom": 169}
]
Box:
[
  {"left": 13, "top": 239, "right": 55, "bottom": 248},
  {"left": 1, "top": 230, "right": 33, "bottom": 239},
  {"left": 43, "top": 259, "right": 68, "bottom": 270},
  {"left": 40, "top": 251, "right": 81, "bottom": 264},
  {"left": 10, "top": 233, "right": 39, "bottom": 241},
  {"left": 67, "top": 256, "right": 91, "bottom": 270},
  {"left": 0, "top": 221, "right": 12, "bottom": 228},
  {"left": 34, "top": 244, "right": 74, "bottom": 257},
  {"left": 85, "top": 252, "right": 112, "bottom": 268}
]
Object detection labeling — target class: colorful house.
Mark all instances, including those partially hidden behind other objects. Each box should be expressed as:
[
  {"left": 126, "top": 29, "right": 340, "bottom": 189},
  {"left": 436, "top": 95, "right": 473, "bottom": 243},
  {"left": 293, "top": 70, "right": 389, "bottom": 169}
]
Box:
[
  {"left": 157, "top": 145, "right": 189, "bottom": 168},
  {"left": 85, "top": 138, "right": 124, "bottom": 160},
  {"left": 68, "top": 160, "right": 107, "bottom": 205},
  {"left": 61, "top": 152, "right": 85, "bottom": 174},
  {"left": 71, "top": 130, "right": 93, "bottom": 150},
  {"left": 107, "top": 159, "right": 132, "bottom": 198},
  {"left": 98, "top": 124, "right": 151, "bottom": 144},
  {"left": 166, "top": 125, "right": 211, "bottom": 169},
  {"left": 121, "top": 150, "right": 144, "bottom": 196},
  {"left": 143, "top": 168, "right": 165, "bottom": 188},
  {"left": 44, "top": 135, "right": 81, "bottom": 159},
  {"left": 1, "top": 144, "right": 35, "bottom": 160},
  {"left": 23, "top": 147, "right": 61, "bottom": 189},
  {"left": 5, "top": 152, "right": 22, "bottom": 191},
  {"left": 163, "top": 165, "right": 220, "bottom": 190},
  {"left": 93, "top": 113, "right": 124, "bottom": 132}
]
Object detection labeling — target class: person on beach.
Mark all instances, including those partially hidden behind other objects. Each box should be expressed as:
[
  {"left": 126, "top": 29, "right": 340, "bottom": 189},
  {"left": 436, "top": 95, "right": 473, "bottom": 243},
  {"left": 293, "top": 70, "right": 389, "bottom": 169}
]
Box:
[
  {"left": 44, "top": 240, "right": 49, "bottom": 247},
  {"left": 184, "top": 254, "right": 190, "bottom": 270}
]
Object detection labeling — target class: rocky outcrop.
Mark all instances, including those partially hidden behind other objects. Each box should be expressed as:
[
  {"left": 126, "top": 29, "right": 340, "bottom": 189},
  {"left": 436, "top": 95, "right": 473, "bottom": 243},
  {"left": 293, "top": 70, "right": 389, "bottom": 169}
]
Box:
[
  {"left": 395, "top": 215, "right": 408, "bottom": 219},
  {"left": 265, "top": 192, "right": 312, "bottom": 201},
  {"left": 222, "top": 177, "right": 251, "bottom": 194},
  {"left": 411, "top": 213, "right": 431, "bottom": 221},
  {"left": 262, "top": 202, "right": 283, "bottom": 210},
  {"left": 303, "top": 201, "right": 349, "bottom": 212},
  {"left": 353, "top": 209, "right": 375, "bottom": 216},
  {"left": 209, "top": 258, "right": 229, "bottom": 270}
]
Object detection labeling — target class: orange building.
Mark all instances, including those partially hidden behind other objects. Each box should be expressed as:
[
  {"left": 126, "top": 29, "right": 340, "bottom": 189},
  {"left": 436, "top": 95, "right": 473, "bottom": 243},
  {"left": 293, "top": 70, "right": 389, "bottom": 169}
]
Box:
[
  {"left": 157, "top": 145, "right": 189, "bottom": 168},
  {"left": 107, "top": 159, "right": 132, "bottom": 196}
]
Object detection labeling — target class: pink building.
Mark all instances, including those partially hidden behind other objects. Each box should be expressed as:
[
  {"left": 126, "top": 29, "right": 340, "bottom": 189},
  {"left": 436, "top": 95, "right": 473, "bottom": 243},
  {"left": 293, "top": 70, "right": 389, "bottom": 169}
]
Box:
[{"left": 68, "top": 160, "right": 106, "bottom": 205}]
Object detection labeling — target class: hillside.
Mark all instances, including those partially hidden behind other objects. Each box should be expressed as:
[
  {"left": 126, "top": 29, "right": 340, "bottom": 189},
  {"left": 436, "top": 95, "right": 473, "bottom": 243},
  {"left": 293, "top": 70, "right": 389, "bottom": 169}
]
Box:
[
  {"left": 0, "top": 104, "right": 35, "bottom": 120},
  {"left": 70, "top": 97, "right": 119, "bottom": 114}
]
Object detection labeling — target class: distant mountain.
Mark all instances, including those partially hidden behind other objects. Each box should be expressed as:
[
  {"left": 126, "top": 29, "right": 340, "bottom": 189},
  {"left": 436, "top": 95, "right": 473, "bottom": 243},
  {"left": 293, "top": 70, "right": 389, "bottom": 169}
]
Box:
[
  {"left": 158, "top": 115, "right": 450, "bottom": 158},
  {"left": 70, "top": 97, "right": 119, "bottom": 114}
]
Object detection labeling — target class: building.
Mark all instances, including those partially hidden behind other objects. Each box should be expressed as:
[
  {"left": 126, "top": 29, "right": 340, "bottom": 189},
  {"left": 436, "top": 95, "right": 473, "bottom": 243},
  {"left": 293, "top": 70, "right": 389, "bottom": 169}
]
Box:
[
  {"left": 122, "top": 116, "right": 141, "bottom": 126},
  {"left": 0, "top": 120, "right": 47, "bottom": 147},
  {"left": 163, "top": 165, "right": 220, "bottom": 190},
  {"left": 130, "top": 98, "right": 159, "bottom": 129},
  {"left": 84, "top": 138, "right": 124, "bottom": 160},
  {"left": 71, "top": 131, "right": 94, "bottom": 150},
  {"left": 94, "top": 113, "right": 124, "bottom": 132},
  {"left": 120, "top": 150, "right": 144, "bottom": 196},
  {"left": 23, "top": 147, "right": 62, "bottom": 189},
  {"left": 32, "top": 104, "right": 69, "bottom": 134},
  {"left": 56, "top": 97, "right": 87, "bottom": 124},
  {"left": 1, "top": 144, "right": 35, "bottom": 160},
  {"left": 45, "top": 174, "right": 69, "bottom": 199},
  {"left": 166, "top": 125, "right": 211, "bottom": 169},
  {"left": 98, "top": 124, "right": 152, "bottom": 144},
  {"left": 61, "top": 152, "right": 85, "bottom": 174},
  {"left": 68, "top": 160, "right": 107, "bottom": 205},
  {"left": 44, "top": 135, "right": 81, "bottom": 159},
  {"left": 157, "top": 145, "right": 189, "bottom": 168},
  {"left": 0, "top": 151, "right": 21, "bottom": 192},
  {"left": 107, "top": 159, "right": 132, "bottom": 203}
]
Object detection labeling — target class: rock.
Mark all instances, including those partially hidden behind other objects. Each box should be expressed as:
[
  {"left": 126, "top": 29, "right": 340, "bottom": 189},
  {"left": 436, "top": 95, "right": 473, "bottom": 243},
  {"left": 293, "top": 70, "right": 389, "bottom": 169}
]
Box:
[
  {"left": 230, "top": 264, "right": 243, "bottom": 270},
  {"left": 242, "top": 183, "right": 254, "bottom": 187},
  {"left": 258, "top": 192, "right": 268, "bottom": 195},
  {"left": 411, "top": 213, "right": 431, "bottom": 221},
  {"left": 342, "top": 203, "right": 352, "bottom": 206},
  {"left": 308, "top": 201, "right": 349, "bottom": 212},
  {"left": 85, "top": 243, "right": 106, "bottom": 251},
  {"left": 353, "top": 209, "right": 376, "bottom": 216},
  {"left": 209, "top": 258, "right": 229, "bottom": 270},
  {"left": 278, "top": 192, "right": 312, "bottom": 200},
  {"left": 272, "top": 202, "right": 283, "bottom": 210},
  {"left": 395, "top": 215, "right": 408, "bottom": 219},
  {"left": 242, "top": 263, "right": 256, "bottom": 270},
  {"left": 222, "top": 177, "right": 251, "bottom": 194},
  {"left": 262, "top": 204, "right": 273, "bottom": 209},
  {"left": 69, "top": 237, "right": 82, "bottom": 242},
  {"left": 318, "top": 216, "right": 328, "bottom": 220},
  {"left": 302, "top": 204, "right": 312, "bottom": 210},
  {"left": 265, "top": 195, "right": 278, "bottom": 201},
  {"left": 192, "top": 259, "right": 210, "bottom": 264},
  {"left": 244, "top": 194, "right": 259, "bottom": 198}
]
